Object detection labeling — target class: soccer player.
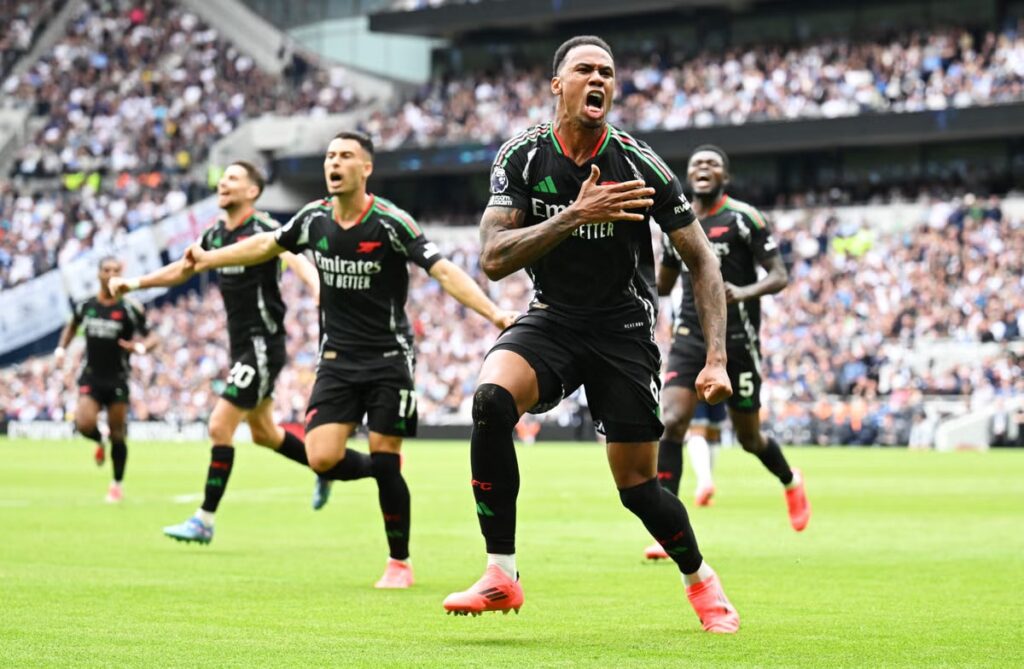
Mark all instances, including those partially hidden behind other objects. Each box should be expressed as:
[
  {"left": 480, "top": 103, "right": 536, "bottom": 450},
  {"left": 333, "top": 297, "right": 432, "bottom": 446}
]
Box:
[
  {"left": 55, "top": 256, "right": 157, "bottom": 502},
  {"left": 651, "top": 145, "right": 810, "bottom": 553},
  {"left": 109, "top": 161, "right": 321, "bottom": 544},
  {"left": 442, "top": 36, "right": 740, "bottom": 633},
  {"left": 182, "top": 131, "right": 516, "bottom": 588}
]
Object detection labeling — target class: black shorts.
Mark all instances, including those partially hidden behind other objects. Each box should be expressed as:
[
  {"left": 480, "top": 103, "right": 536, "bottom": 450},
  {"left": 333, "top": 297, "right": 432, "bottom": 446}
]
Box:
[
  {"left": 490, "top": 311, "right": 663, "bottom": 443},
  {"left": 664, "top": 335, "right": 762, "bottom": 413},
  {"left": 221, "top": 335, "right": 287, "bottom": 410},
  {"left": 78, "top": 375, "right": 129, "bottom": 406},
  {"left": 305, "top": 348, "right": 417, "bottom": 437}
]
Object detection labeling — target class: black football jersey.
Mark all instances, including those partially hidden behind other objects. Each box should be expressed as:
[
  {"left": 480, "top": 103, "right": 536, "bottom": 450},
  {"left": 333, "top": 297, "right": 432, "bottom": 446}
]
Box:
[
  {"left": 74, "top": 296, "right": 148, "bottom": 380},
  {"left": 275, "top": 195, "right": 443, "bottom": 357},
  {"left": 199, "top": 211, "right": 286, "bottom": 351},
  {"left": 486, "top": 122, "right": 695, "bottom": 334},
  {"left": 662, "top": 195, "right": 780, "bottom": 347}
]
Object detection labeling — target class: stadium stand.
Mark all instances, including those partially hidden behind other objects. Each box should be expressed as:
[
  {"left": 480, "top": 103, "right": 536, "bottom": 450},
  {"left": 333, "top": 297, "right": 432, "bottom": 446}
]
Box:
[
  {"left": 362, "top": 25, "right": 1024, "bottom": 149},
  {"left": 0, "top": 0, "right": 366, "bottom": 289}
]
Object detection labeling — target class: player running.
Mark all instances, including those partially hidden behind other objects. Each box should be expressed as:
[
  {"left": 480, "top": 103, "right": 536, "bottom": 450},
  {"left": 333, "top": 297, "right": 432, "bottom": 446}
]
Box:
[
  {"left": 442, "top": 36, "right": 740, "bottom": 633},
  {"left": 55, "top": 256, "right": 157, "bottom": 502},
  {"left": 649, "top": 145, "right": 810, "bottom": 562},
  {"left": 109, "top": 161, "right": 321, "bottom": 544},
  {"left": 183, "top": 131, "right": 516, "bottom": 588}
]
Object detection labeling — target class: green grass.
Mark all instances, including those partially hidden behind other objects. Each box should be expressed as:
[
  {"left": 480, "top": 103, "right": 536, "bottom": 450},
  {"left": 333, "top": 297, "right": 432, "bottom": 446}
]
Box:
[{"left": 0, "top": 439, "right": 1021, "bottom": 668}]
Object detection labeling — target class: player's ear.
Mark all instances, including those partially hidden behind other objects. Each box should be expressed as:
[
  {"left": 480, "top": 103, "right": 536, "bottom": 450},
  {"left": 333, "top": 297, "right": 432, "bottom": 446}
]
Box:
[
  {"left": 363, "top": 158, "right": 374, "bottom": 179},
  {"left": 247, "top": 183, "right": 260, "bottom": 200},
  {"left": 551, "top": 75, "right": 561, "bottom": 96}
]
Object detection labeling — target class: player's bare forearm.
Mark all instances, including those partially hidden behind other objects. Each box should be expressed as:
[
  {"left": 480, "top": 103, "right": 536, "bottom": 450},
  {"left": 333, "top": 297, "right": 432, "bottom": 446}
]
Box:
[
  {"left": 478, "top": 206, "right": 581, "bottom": 280},
  {"left": 190, "top": 232, "right": 283, "bottom": 271},
  {"left": 142, "top": 331, "right": 159, "bottom": 353},
  {"left": 669, "top": 225, "right": 727, "bottom": 365},
  {"left": 56, "top": 320, "right": 78, "bottom": 350},
  {"left": 657, "top": 263, "right": 680, "bottom": 296},
  {"left": 139, "top": 259, "right": 195, "bottom": 290},
  {"left": 726, "top": 256, "right": 788, "bottom": 303},
  {"left": 431, "top": 259, "right": 502, "bottom": 324}
]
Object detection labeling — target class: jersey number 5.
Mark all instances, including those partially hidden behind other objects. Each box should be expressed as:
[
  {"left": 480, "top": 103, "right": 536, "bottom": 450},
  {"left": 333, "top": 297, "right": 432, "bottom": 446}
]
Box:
[
  {"left": 227, "top": 362, "right": 257, "bottom": 389},
  {"left": 738, "top": 372, "right": 755, "bottom": 398}
]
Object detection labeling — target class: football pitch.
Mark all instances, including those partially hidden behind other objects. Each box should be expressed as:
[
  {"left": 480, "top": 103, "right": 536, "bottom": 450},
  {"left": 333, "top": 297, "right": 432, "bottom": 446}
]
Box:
[{"left": 1, "top": 439, "right": 1021, "bottom": 668}]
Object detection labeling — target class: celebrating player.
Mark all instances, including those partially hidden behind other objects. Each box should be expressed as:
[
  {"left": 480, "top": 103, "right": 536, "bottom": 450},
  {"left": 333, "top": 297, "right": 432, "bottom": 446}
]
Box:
[
  {"left": 55, "top": 256, "right": 157, "bottom": 502},
  {"left": 183, "top": 131, "right": 516, "bottom": 589},
  {"left": 109, "top": 161, "right": 321, "bottom": 544},
  {"left": 649, "top": 145, "right": 810, "bottom": 559},
  {"left": 441, "top": 36, "right": 740, "bottom": 633}
]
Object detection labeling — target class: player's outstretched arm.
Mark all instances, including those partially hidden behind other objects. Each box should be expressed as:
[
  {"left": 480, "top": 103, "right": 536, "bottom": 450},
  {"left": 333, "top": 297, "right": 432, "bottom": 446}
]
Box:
[
  {"left": 281, "top": 251, "right": 320, "bottom": 304},
  {"left": 429, "top": 259, "right": 517, "bottom": 329},
  {"left": 185, "top": 231, "right": 284, "bottom": 272},
  {"left": 725, "top": 254, "right": 788, "bottom": 304},
  {"left": 668, "top": 224, "right": 731, "bottom": 404},
  {"left": 109, "top": 259, "right": 197, "bottom": 297},
  {"left": 479, "top": 165, "right": 654, "bottom": 280}
]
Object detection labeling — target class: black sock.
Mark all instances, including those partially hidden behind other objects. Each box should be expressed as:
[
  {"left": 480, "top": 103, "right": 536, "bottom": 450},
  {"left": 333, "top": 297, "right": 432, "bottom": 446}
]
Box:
[
  {"left": 755, "top": 437, "right": 794, "bottom": 486},
  {"left": 274, "top": 429, "right": 308, "bottom": 466},
  {"left": 470, "top": 384, "right": 520, "bottom": 555},
  {"left": 657, "top": 438, "right": 683, "bottom": 497},
  {"left": 81, "top": 426, "right": 103, "bottom": 444},
  {"left": 110, "top": 439, "right": 127, "bottom": 482},
  {"left": 371, "top": 452, "right": 410, "bottom": 560},
  {"left": 201, "top": 445, "right": 235, "bottom": 513},
  {"left": 620, "top": 477, "right": 703, "bottom": 574},
  {"left": 319, "top": 449, "right": 373, "bottom": 481}
]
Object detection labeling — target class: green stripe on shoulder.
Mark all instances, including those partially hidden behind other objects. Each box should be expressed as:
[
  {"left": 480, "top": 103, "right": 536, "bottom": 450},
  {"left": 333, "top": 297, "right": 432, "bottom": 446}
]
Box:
[
  {"left": 253, "top": 211, "right": 280, "bottom": 230},
  {"left": 374, "top": 197, "right": 422, "bottom": 237},
  {"left": 722, "top": 198, "right": 767, "bottom": 229}
]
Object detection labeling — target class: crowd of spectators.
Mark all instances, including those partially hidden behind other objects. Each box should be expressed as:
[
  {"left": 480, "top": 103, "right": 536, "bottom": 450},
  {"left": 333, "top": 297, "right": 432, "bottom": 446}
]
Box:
[
  {"left": 0, "top": 1, "right": 65, "bottom": 79},
  {"left": 2, "top": 196, "right": 1022, "bottom": 447},
  {"left": 0, "top": 0, "right": 363, "bottom": 289},
  {"left": 362, "top": 25, "right": 1024, "bottom": 149}
]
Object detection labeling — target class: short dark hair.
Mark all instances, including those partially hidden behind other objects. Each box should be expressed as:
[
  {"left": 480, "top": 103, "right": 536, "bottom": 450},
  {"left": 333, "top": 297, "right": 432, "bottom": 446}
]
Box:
[
  {"left": 333, "top": 130, "right": 375, "bottom": 158},
  {"left": 230, "top": 160, "right": 265, "bottom": 196},
  {"left": 552, "top": 35, "right": 614, "bottom": 77},
  {"left": 689, "top": 144, "right": 730, "bottom": 171},
  {"left": 98, "top": 255, "right": 121, "bottom": 270}
]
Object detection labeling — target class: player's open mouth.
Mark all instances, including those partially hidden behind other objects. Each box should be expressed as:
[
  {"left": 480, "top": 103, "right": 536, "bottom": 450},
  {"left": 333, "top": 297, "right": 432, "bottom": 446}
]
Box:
[
  {"left": 693, "top": 172, "right": 713, "bottom": 187},
  {"left": 328, "top": 172, "right": 343, "bottom": 186},
  {"left": 585, "top": 91, "right": 605, "bottom": 117}
]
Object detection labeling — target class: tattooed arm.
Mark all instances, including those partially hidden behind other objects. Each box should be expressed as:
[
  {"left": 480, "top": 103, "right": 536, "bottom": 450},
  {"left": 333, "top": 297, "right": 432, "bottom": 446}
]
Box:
[{"left": 480, "top": 165, "right": 654, "bottom": 280}]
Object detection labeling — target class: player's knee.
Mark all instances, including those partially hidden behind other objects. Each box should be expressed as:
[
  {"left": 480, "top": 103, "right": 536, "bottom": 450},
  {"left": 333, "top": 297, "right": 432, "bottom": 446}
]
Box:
[
  {"left": 108, "top": 426, "right": 126, "bottom": 442},
  {"left": 661, "top": 408, "right": 689, "bottom": 441},
  {"left": 307, "top": 448, "right": 341, "bottom": 473},
  {"left": 76, "top": 417, "right": 97, "bottom": 434},
  {"left": 472, "top": 383, "right": 519, "bottom": 431},
  {"left": 208, "top": 420, "right": 234, "bottom": 445},
  {"left": 737, "top": 428, "right": 765, "bottom": 453},
  {"left": 618, "top": 478, "right": 661, "bottom": 516}
]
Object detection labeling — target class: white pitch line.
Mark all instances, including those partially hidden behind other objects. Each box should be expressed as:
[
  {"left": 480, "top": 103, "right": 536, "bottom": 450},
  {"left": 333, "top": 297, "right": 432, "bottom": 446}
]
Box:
[{"left": 171, "top": 487, "right": 303, "bottom": 504}]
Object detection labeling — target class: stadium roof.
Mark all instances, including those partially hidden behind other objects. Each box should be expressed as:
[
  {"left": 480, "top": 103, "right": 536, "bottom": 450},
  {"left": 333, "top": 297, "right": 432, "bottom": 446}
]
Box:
[{"left": 369, "top": 0, "right": 780, "bottom": 38}]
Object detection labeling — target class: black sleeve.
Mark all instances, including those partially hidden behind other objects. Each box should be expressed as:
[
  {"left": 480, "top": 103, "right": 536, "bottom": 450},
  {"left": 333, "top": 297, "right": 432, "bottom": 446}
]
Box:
[
  {"left": 275, "top": 209, "right": 312, "bottom": 253},
  {"left": 126, "top": 299, "right": 149, "bottom": 337},
  {"left": 485, "top": 143, "right": 530, "bottom": 212},
  {"left": 385, "top": 209, "right": 444, "bottom": 272},
  {"left": 745, "top": 209, "right": 781, "bottom": 264},
  {"left": 197, "top": 224, "right": 217, "bottom": 251}
]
